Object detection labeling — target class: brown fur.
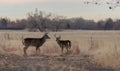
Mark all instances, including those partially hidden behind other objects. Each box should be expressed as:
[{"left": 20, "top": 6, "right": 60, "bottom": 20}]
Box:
[
  {"left": 54, "top": 35, "right": 71, "bottom": 55},
  {"left": 23, "top": 33, "right": 50, "bottom": 56}
]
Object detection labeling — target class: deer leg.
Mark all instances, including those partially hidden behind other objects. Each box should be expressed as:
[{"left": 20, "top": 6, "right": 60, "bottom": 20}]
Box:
[
  {"left": 23, "top": 46, "right": 28, "bottom": 56},
  {"left": 36, "top": 47, "right": 40, "bottom": 55},
  {"left": 66, "top": 47, "right": 68, "bottom": 54},
  {"left": 61, "top": 47, "right": 64, "bottom": 55},
  {"left": 38, "top": 48, "right": 41, "bottom": 54}
]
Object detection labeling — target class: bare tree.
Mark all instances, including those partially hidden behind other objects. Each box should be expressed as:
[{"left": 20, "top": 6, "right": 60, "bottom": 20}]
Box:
[
  {"left": 0, "top": 18, "right": 9, "bottom": 29},
  {"left": 104, "top": 18, "right": 114, "bottom": 30},
  {"left": 27, "top": 9, "right": 52, "bottom": 32}
]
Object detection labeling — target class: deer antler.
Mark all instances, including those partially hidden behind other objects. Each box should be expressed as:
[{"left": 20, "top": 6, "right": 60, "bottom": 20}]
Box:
[{"left": 54, "top": 34, "right": 61, "bottom": 39}]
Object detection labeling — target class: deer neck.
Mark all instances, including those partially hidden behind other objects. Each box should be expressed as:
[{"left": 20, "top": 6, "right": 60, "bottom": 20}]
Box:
[
  {"left": 41, "top": 37, "right": 46, "bottom": 43},
  {"left": 56, "top": 40, "right": 61, "bottom": 44}
]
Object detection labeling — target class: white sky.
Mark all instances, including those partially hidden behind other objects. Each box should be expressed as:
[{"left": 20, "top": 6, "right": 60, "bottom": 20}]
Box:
[
  {"left": 0, "top": 0, "right": 85, "bottom": 4},
  {"left": 0, "top": 0, "right": 120, "bottom": 21},
  {"left": 2, "top": 0, "right": 108, "bottom": 4}
]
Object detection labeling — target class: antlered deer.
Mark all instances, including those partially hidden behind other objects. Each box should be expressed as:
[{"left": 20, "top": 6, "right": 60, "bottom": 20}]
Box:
[
  {"left": 23, "top": 33, "right": 50, "bottom": 56},
  {"left": 54, "top": 34, "right": 71, "bottom": 55}
]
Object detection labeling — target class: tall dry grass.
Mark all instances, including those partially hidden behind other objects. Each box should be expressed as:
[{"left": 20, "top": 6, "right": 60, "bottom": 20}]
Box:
[{"left": 0, "top": 30, "right": 120, "bottom": 68}]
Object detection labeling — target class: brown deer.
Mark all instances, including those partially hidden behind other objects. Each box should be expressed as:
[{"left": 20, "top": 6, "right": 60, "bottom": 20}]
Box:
[
  {"left": 22, "top": 33, "right": 50, "bottom": 56},
  {"left": 54, "top": 34, "right": 71, "bottom": 55}
]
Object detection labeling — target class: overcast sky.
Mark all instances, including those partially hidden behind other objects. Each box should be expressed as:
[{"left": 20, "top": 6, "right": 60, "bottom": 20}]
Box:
[{"left": 0, "top": 0, "right": 120, "bottom": 21}]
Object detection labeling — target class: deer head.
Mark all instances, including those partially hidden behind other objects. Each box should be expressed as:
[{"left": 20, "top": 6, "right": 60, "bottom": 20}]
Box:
[
  {"left": 43, "top": 33, "right": 50, "bottom": 39},
  {"left": 54, "top": 34, "right": 61, "bottom": 41}
]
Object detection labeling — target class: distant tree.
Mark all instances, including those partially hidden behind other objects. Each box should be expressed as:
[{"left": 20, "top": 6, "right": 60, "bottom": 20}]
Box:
[
  {"left": 104, "top": 18, "right": 114, "bottom": 30},
  {"left": 52, "top": 17, "right": 61, "bottom": 32},
  {"left": 15, "top": 19, "right": 26, "bottom": 29},
  {"left": 26, "top": 8, "right": 52, "bottom": 32},
  {"left": 27, "top": 17, "right": 39, "bottom": 32},
  {"left": 114, "top": 19, "right": 120, "bottom": 30},
  {"left": 50, "top": 15, "right": 65, "bottom": 31},
  {"left": 97, "top": 20, "right": 105, "bottom": 30},
  {"left": 1, "top": 18, "right": 8, "bottom": 29},
  {"left": 68, "top": 18, "right": 84, "bottom": 29},
  {"left": 1, "top": 9, "right": 120, "bottom": 31},
  {"left": 66, "top": 23, "right": 71, "bottom": 29}
]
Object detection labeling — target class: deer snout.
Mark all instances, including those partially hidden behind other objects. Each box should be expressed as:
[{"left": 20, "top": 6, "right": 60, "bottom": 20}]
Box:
[{"left": 48, "top": 37, "right": 50, "bottom": 39}]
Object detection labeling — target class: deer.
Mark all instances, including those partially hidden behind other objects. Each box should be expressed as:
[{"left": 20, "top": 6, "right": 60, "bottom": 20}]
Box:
[
  {"left": 54, "top": 34, "right": 71, "bottom": 55},
  {"left": 22, "top": 33, "right": 50, "bottom": 56}
]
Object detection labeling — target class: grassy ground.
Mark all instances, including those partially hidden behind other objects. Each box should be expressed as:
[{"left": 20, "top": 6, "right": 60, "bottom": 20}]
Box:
[{"left": 0, "top": 30, "right": 120, "bottom": 69}]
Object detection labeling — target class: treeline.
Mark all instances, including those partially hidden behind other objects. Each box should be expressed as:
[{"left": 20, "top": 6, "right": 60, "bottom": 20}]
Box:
[{"left": 0, "top": 9, "right": 120, "bottom": 32}]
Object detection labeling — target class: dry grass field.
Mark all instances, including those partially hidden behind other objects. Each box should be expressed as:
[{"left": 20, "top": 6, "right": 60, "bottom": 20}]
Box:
[{"left": 0, "top": 30, "right": 120, "bottom": 70}]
